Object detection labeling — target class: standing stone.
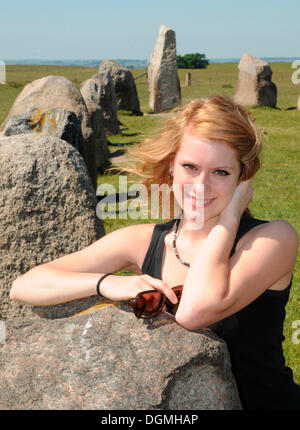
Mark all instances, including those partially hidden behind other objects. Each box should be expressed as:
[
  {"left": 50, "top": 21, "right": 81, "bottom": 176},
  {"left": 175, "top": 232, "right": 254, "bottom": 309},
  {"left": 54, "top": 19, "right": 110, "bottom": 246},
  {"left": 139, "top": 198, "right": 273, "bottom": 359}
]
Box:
[
  {"left": 234, "top": 53, "right": 277, "bottom": 107},
  {"left": 0, "top": 134, "right": 105, "bottom": 320},
  {"left": 148, "top": 25, "right": 181, "bottom": 113},
  {"left": 0, "top": 76, "right": 98, "bottom": 189},
  {"left": 99, "top": 60, "right": 142, "bottom": 114},
  {"left": 0, "top": 307, "right": 242, "bottom": 410},
  {"left": 297, "top": 95, "right": 300, "bottom": 110},
  {"left": 185, "top": 72, "right": 192, "bottom": 86},
  {"left": 80, "top": 72, "right": 120, "bottom": 135},
  {"left": 83, "top": 98, "right": 110, "bottom": 173},
  {"left": 2, "top": 107, "right": 87, "bottom": 162}
]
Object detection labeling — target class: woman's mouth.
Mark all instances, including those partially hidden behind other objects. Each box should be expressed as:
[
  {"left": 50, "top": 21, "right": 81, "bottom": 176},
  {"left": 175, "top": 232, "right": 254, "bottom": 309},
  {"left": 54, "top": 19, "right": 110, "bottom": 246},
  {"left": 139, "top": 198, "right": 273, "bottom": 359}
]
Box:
[{"left": 185, "top": 195, "right": 216, "bottom": 208}]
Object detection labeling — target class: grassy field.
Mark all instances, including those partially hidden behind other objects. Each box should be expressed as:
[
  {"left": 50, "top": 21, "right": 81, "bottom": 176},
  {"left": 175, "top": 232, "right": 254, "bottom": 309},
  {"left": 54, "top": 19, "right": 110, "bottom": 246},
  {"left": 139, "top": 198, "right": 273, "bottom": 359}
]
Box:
[{"left": 0, "top": 62, "right": 299, "bottom": 383}]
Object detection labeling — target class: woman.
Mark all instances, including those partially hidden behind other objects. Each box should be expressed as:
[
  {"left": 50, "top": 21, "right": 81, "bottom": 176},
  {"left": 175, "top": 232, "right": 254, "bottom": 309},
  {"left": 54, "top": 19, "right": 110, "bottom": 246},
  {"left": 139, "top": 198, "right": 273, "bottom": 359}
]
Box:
[{"left": 10, "top": 95, "right": 300, "bottom": 409}]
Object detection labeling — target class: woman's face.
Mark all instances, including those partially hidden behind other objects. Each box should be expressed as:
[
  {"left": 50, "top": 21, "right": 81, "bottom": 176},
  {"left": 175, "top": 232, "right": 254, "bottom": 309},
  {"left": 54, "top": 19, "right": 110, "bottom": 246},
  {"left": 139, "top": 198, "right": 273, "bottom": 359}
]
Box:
[{"left": 170, "top": 132, "right": 241, "bottom": 222}]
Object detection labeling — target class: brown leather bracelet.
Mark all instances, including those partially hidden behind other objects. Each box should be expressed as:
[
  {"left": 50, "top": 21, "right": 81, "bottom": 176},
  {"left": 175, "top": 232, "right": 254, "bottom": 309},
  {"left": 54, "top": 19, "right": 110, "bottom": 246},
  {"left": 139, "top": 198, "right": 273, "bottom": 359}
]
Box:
[{"left": 96, "top": 273, "right": 113, "bottom": 297}]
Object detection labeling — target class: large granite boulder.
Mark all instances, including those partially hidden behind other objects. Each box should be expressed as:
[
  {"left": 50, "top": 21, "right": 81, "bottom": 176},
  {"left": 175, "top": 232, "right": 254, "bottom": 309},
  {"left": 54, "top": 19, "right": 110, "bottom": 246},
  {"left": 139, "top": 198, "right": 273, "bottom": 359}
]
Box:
[
  {"left": 0, "top": 134, "right": 105, "bottom": 320},
  {"left": 81, "top": 72, "right": 120, "bottom": 135},
  {"left": 99, "top": 60, "right": 141, "bottom": 114},
  {"left": 0, "top": 305, "right": 242, "bottom": 410},
  {"left": 0, "top": 75, "right": 98, "bottom": 189},
  {"left": 234, "top": 53, "right": 277, "bottom": 107},
  {"left": 148, "top": 25, "right": 181, "bottom": 113},
  {"left": 2, "top": 107, "right": 87, "bottom": 162}
]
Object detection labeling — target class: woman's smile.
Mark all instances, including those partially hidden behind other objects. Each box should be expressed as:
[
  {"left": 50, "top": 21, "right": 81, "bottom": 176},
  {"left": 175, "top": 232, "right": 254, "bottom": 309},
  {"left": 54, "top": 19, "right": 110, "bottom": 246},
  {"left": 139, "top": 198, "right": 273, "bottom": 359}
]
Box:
[{"left": 185, "top": 194, "right": 216, "bottom": 209}]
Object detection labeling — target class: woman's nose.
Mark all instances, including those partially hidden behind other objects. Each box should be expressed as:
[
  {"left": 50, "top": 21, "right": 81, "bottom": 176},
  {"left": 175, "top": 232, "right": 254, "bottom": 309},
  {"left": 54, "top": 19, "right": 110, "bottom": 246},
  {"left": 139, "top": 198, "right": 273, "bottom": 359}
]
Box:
[{"left": 193, "top": 172, "right": 211, "bottom": 192}]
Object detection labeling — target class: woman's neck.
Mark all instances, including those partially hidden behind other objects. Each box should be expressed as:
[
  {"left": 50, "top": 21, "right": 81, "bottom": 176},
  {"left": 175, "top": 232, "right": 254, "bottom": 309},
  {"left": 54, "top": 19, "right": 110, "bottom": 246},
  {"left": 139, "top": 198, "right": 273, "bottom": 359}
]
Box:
[{"left": 177, "top": 212, "right": 222, "bottom": 241}]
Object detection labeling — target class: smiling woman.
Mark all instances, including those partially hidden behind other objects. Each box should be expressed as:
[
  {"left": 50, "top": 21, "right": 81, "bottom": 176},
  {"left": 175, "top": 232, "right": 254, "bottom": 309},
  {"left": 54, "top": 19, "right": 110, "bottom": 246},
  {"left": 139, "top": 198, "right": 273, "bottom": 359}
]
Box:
[
  {"left": 10, "top": 95, "right": 300, "bottom": 410},
  {"left": 169, "top": 133, "right": 242, "bottom": 226}
]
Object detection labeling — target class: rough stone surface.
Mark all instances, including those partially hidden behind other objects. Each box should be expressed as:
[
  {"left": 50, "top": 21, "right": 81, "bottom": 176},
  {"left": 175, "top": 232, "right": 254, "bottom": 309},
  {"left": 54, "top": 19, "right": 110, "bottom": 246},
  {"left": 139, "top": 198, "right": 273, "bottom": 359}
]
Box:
[
  {"left": 0, "top": 305, "right": 242, "bottom": 410},
  {"left": 0, "top": 134, "right": 105, "bottom": 320},
  {"left": 81, "top": 72, "right": 120, "bottom": 135},
  {"left": 234, "top": 53, "right": 277, "bottom": 107},
  {"left": 148, "top": 25, "right": 181, "bottom": 113},
  {"left": 99, "top": 60, "right": 141, "bottom": 114},
  {"left": 2, "top": 107, "right": 88, "bottom": 162},
  {"left": 81, "top": 98, "right": 110, "bottom": 173},
  {"left": 0, "top": 75, "right": 98, "bottom": 189}
]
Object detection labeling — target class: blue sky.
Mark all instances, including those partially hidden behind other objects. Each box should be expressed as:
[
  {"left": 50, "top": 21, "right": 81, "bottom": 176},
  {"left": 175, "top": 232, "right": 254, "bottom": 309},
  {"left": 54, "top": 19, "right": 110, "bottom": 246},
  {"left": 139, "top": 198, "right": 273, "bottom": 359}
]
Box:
[{"left": 1, "top": 0, "right": 299, "bottom": 60}]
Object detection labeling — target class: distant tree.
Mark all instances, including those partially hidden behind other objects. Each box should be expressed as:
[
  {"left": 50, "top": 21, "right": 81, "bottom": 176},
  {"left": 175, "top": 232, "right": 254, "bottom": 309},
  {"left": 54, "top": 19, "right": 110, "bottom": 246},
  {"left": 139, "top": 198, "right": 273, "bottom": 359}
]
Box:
[{"left": 176, "top": 53, "right": 209, "bottom": 69}]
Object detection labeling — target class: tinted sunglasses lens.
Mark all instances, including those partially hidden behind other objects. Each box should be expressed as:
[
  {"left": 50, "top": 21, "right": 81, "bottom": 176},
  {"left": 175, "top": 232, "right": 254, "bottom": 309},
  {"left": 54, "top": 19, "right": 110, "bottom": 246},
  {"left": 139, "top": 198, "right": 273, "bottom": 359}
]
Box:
[
  {"left": 136, "top": 291, "right": 165, "bottom": 318},
  {"left": 165, "top": 286, "right": 183, "bottom": 315}
]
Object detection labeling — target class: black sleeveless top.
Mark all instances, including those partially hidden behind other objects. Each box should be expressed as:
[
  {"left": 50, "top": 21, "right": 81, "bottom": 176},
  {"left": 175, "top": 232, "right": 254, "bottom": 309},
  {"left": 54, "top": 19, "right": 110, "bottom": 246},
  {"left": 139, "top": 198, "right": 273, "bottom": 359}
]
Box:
[{"left": 142, "top": 213, "right": 300, "bottom": 410}]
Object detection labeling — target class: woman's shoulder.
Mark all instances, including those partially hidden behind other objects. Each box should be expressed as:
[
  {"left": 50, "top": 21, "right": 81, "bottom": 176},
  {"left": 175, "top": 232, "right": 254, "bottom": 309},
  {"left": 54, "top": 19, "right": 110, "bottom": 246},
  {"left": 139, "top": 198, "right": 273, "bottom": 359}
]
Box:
[
  {"left": 230, "top": 217, "right": 297, "bottom": 293},
  {"left": 124, "top": 219, "right": 177, "bottom": 240},
  {"left": 267, "top": 219, "right": 298, "bottom": 234},
  {"left": 237, "top": 216, "right": 298, "bottom": 253},
  {"left": 115, "top": 222, "right": 156, "bottom": 242},
  {"left": 252, "top": 218, "right": 297, "bottom": 240},
  {"left": 116, "top": 222, "right": 172, "bottom": 273}
]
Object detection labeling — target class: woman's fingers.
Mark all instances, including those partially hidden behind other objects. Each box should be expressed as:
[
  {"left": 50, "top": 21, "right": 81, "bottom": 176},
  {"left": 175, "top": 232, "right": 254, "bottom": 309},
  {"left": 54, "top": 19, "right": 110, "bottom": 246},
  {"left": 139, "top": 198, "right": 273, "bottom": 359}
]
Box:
[
  {"left": 140, "top": 275, "right": 178, "bottom": 304},
  {"left": 101, "top": 274, "right": 178, "bottom": 304},
  {"left": 221, "top": 178, "right": 255, "bottom": 219}
]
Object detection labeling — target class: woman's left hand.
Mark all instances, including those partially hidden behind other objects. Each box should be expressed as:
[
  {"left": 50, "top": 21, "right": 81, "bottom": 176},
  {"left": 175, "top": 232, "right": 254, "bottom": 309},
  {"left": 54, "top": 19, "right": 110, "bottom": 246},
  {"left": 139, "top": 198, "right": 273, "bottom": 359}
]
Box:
[{"left": 220, "top": 178, "right": 254, "bottom": 220}]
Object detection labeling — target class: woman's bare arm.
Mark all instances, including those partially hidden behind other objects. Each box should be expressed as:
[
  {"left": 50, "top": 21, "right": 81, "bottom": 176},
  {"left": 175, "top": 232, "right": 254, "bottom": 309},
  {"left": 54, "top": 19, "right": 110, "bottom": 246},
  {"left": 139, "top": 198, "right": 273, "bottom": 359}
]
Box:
[
  {"left": 176, "top": 218, "right": 298, "bottom": 330},
  {"left": 175, "top": 181, "right": 298, "bottom": 330},
  {"left": 10, "top": 224, "right": 152, "bottom": 306}
]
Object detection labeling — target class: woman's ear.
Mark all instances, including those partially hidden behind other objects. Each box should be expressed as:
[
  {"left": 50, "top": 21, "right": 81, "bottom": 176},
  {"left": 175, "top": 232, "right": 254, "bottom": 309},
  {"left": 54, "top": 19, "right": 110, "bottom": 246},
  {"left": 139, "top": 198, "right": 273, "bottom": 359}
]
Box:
[{"left": 237, "top": 163, "right": 245, "bottom": 183}]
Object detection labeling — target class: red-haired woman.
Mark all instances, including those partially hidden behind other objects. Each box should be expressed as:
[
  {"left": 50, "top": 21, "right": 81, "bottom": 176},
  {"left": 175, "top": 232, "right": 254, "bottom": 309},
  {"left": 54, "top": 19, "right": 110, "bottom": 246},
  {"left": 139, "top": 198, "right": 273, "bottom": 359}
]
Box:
[{"left": 11, "top": 95, "right": 300, "bottom": 409}]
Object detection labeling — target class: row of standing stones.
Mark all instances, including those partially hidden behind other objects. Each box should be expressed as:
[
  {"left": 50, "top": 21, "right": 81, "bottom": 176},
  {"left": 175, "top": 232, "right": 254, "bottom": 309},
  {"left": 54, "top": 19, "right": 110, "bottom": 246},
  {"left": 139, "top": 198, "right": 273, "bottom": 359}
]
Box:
[{"left": 5, "top": 24, "right": 293, "bottom": 410}]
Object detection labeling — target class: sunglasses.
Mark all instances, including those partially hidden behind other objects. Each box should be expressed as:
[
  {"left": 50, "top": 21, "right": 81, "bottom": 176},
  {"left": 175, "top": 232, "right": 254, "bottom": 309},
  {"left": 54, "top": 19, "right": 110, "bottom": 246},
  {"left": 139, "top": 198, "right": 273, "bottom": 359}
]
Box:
[{"left": 127, "top": 285, "right": 183, "bottom": 319}]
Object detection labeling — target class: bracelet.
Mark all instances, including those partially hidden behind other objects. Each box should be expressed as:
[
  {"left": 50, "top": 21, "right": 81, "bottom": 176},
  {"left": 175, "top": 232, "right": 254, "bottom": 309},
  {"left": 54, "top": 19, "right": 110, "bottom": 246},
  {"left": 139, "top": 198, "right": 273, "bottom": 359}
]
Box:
[{"left": 96, "top": 273, "right": 113, "bottom": 297}]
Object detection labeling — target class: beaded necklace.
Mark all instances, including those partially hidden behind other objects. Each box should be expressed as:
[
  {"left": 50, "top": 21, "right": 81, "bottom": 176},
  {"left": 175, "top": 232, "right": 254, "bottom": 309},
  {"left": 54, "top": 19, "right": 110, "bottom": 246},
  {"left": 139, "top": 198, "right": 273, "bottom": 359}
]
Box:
[{"left": 172, "top": 217, "right": 191, "bottom": 267}]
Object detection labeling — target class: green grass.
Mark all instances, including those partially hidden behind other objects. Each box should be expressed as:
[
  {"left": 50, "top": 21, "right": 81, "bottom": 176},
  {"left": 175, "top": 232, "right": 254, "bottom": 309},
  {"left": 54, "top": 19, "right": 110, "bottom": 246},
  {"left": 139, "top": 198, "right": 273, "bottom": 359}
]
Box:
[{"left": 1, "top": 62, "right": 299, "bottom": 383}]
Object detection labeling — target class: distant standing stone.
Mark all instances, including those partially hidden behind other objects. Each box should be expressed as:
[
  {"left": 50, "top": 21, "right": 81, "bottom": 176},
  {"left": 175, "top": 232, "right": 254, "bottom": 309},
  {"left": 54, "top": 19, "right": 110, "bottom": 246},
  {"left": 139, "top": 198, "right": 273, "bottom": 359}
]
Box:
[
  {"left": 234, "top": 53, "right": 277, "bottom": 107},
  {"left": 83, "top": 98, "right": 110, "bottom": 174},
  {"left": 99, "top": 60, "right": 142, "bottom": 115},
  {"left": 148, "top": 25, "right": 181, "bottom": 113},
  {"left": 185, "top": 72, "right": 192, "bottom": 87},
  {"left": 297, "top": 95, "right": 300, "bottom": 110},
  {"left": 81, "top": 72, "right": 120, "bottom": 135}
]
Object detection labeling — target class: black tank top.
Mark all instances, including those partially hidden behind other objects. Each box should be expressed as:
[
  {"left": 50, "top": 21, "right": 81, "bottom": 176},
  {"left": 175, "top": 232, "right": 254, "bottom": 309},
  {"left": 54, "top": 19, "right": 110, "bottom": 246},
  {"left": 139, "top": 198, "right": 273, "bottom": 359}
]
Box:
[{"left": 142, "top": 213, "right": 300, "bottom": 410}]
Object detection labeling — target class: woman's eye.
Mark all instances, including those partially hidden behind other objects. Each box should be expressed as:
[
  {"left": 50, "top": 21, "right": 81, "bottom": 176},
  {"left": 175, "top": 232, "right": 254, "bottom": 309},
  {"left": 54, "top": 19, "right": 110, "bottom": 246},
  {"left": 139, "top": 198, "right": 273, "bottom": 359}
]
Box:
[
  {"left": 182, "top": 165, "right": 230, "bottom": 176},
  {"left": 183, "top": 164, "right": 196, "bottom": 170},
  {"left": 215, "top": 170, "right": 230, "bottom": 176}
]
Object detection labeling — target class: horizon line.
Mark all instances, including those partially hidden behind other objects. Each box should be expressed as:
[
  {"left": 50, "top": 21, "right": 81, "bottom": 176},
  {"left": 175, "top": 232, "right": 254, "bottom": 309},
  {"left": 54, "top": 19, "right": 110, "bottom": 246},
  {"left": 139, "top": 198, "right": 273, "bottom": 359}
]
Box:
[{"left": 3, "top": 56, "right": 300, "bottom": 61}]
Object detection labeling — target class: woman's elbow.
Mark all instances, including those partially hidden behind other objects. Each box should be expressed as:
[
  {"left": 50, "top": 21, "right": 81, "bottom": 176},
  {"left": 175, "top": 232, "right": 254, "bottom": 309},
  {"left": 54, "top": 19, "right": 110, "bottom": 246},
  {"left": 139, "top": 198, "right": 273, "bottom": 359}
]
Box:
[
  {"left": 10, "top": 278, "right": 22, "bottom": 302},
  {"left": 175, "top": 307, "right": 209, "bottom": 331}
]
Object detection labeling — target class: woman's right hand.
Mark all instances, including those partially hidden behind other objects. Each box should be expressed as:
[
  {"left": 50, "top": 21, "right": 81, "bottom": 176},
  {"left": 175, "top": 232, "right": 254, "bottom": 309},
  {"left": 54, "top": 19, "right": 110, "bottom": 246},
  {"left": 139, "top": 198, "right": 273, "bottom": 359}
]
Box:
[{"left": 99, "top": 274, "right": 179, "bottom": 304}]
